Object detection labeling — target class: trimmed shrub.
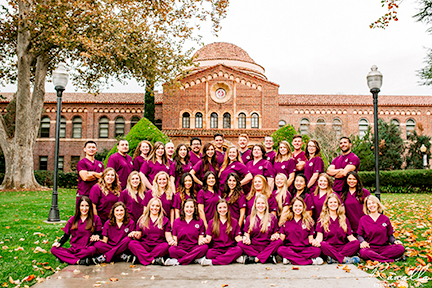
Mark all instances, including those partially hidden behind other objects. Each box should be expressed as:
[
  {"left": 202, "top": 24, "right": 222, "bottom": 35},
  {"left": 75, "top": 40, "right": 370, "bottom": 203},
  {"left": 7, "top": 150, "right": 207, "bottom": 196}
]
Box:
[
  {"left": 34, "top": 171, "right": 78, "bottom": 188},
  {"left": 104, "top": 117, "right": 170, "bottom": 166}
]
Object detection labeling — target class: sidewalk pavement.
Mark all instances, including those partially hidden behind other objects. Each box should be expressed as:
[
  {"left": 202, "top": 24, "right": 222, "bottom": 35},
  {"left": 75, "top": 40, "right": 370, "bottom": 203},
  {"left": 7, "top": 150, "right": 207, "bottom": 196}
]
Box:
[{"left": 33, "top": 262, "right": 381, "bottom": 288}]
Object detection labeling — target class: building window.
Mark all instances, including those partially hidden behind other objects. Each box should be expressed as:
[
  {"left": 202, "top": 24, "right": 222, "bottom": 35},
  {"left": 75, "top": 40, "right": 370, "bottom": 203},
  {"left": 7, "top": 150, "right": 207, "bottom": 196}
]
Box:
[
  {"left": 39, "top": 156, "right": 48, "bottom": 170},
  {"left": 70, "top": 156, "right": 80, "bottom": 172},
  {"left": 223, "top": 113, "right": 231, "bottom": 129},
  {"left": 251, "top": 113, "right": 259, "bottom": 129},
  {"left": 155, "top": 119, "right": 162, "bottom": 130},
  {"left": 316, "top": 118, "right": 326, "bottom": 127},
  {"left": 332, "top": 118, "right": 342, "bottom": 136},
  {"left": 39, "top": 116, "right": 50, "bottom": 138},
  {"left": 210, "top": 113, "right": 218, "bottom": 128},
  {"left": 195, "top": 113, "right": 203, "bottom": 128},
  {"left": 359, "top": 118, "right": 369, "bottom": 139},
  {"left": 300, "top": 118, "right": 310, "bottom": 135},
  {"left": 59, "top": 116, "right": 66, "bottom": 138},
  {"left": 72, "top": 116, "right": 82, "bottom": 139},
  {"left": 391, "top": 118, "right": 400, "bottom": 130},
  {"left": 99, "top": 117, "right": 109, "bottom": 138},
  {"left": 115, "top": 117, "right": 125, "bottom": 137},
  {"left": 182, "top": 112, "right": 190, "bottom": 128},
  {"left": 406, "top": 119, "right": 416, "bottom": 137},
  {"left": 58, "top": 156, "right": 64, "bottom": 171},
  {"left": 238, "top": 113, "right": 246, "bottom": 129},
  {"left": 279, "top": 120, "right": 286, "bottom": 128},
  {"left": 130, "top": 116, "right": 140, "bottom": 129}
]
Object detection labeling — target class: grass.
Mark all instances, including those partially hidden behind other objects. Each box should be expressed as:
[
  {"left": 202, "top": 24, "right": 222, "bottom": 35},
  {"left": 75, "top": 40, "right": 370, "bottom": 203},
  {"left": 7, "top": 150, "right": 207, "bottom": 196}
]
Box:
[
  {"left": 0, "top": 191, "right": 431, "bottom": 287},
  {"left": 0, "top": 189, "right": 76, "bottom": 287}
]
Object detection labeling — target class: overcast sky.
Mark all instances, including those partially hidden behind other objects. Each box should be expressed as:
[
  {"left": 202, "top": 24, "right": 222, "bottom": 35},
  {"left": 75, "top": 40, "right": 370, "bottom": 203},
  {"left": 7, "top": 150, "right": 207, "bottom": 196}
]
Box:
[{"left": 2, "top": 0, "right": 432, "bottom": 96}]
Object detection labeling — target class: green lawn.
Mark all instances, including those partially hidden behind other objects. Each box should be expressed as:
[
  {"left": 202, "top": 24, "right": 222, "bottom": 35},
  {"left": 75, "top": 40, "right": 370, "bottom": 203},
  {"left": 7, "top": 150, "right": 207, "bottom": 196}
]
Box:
[{"left": 0, "top": 191, "right": 431, "bottom": 287}]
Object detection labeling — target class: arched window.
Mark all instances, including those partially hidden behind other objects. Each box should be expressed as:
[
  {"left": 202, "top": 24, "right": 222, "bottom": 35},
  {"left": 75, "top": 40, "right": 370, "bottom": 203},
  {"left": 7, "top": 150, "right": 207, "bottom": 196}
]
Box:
[
  {"left": 391, "top": 118, "right": 400, "bottom": 130},
  {"left": 155, "top": 119, "right": 162, "bottom": 130},
  {"left": 316, "top": 118, "right": 326, "bottom": 127},
  {"left": 359, "top": 118, "right": 369, "bottom": 139},
  {"left": 251, "top": 113, "right": 259, "bottom": 129},
  {"left": 210, "top": 113, "right": 218, "bottom": 128},
  {"left": 223, "top": 113, "right": 231, "bottom": 129},
  {"left": 130, "top": 116, "right": 140, "bottom": 129},
  {"left": 195, "top": 112, "right": 203, "bottom": 128},
  {"left": 332, "top": 118, "right": 342, "bottom": 136},
  {"left": 72, "top": 116, "right": 82, "bottom": 139},
  {"left": 99, "top": 117, "right": 109, "bottom": 138},
  {"left": 115, "top": 117, "right": 125, "bottom": 137},
  {"left": 182, "top": 112, "right": 190, "bottom": 128},
  {"left": 39, "top": 116, "right": 50, "bottom": 138},
  {"left": 406, "top": 119, "right": 416, "bottom": 137},
  {"left": 238, "top": 113, "right": 246, "bottom": 129},
  {"left": 59, "top": 116, "right": 66, "bottom": 138},
  {"left": 279, "top": 120, "right": 286, "bottom": 128},
  {"left": 300, "top": 118, "right": 310, "bottom": 135}
]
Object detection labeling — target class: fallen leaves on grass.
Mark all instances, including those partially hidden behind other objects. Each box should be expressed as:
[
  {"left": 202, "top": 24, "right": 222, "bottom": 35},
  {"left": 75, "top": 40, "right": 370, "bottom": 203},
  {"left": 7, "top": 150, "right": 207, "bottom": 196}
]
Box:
[
  {"left": 33, "top": 246, "right": 47, "bottom": 253},
  {"left": 110, "top": 278, "right": 118, "bottom": 282},
  {"left": 22, "top": 275, "right": 35, "bottom": 282}
]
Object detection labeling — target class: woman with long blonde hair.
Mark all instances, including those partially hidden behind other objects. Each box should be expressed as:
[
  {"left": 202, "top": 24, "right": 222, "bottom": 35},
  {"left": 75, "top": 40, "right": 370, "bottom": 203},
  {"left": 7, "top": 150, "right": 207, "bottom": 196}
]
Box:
[
  {"left": 89, "top": 167, "right": 121, "bottom": 223},
  {"left": 274, "top": 141, "right": 296, "bottom": 189},
  {"left": 133, "top": 140, "right": 153, "bottom": 171},
  {"left": 246, "top": 175, "right": 277, "bottom": 217},
  {"left": 312, "top": 193, "right": 360, "bottom": 264},
  {"left": 142, "top": 171, "right": 175, "bottom": 225},
  {"left": 277, "top": 197, "right": 322, "bottom": 265},
  {"left": 237, "top": 194, "right": 282, "bottom": 264},
  {"left": 128, "top": 198, "right": 175, "bottom": 266},
  {"left": 119, "top": 171, "right": 146, "bottom": 222},
  {"left": 306, "top": 173, "right": 337, "bottom": 221},
  {"left": 273, "top": 173, "right": 291, "bottom": 217},
  {"left": 357, "top": 195, "right": 405, "bottom": 262}
]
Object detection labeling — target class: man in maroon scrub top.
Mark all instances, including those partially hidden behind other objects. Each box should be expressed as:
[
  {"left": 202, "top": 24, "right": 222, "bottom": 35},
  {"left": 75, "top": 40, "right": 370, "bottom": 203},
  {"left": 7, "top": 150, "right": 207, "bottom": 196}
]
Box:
[
  {"left": 107, "top": 139, "right": 133, "bottom": 190},
  {"left": 189, "top": 137, "right": 202, "bottom": 166},
  {"left": 327, "top": 137, "right": 360, "bottom": 194},
  {"left": 214, "top": 133, "right": 225, "bottom": 166},
  {"left": 292, "top": 135, "right": 306, "bottom": 173},
  {"left": 76, "top": 141, "right": 104, "bottom": 205},
  {"left": 238, "top": 134, "right": 252, "bottom": 164},
  {"left": 165, "top": 142, "right": 175, "bottom": 163},
  {"left": 263, "top": 136, "right": 276, "bottom": 164}
]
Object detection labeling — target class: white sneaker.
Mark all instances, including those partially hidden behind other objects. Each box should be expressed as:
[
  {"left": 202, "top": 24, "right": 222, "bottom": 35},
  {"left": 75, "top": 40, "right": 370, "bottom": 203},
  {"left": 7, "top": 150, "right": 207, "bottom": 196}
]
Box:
[
  {"left": 283, "top": 258, "right": 290, "bottom": 265},
  {"left": 194, "top": 257, "right": 205, "bottom": 265},
  {"left": 164, "top": 258, "right": 179, "bottom": 266},
  {"left": 312, "top": 257, "right": 324, "bottom": 265},
  {"left": 236, "top": 255, "right": 245, "bottom": 264},
  {"left": 201, "top": 258, "right": 213, "bottom": 266}
]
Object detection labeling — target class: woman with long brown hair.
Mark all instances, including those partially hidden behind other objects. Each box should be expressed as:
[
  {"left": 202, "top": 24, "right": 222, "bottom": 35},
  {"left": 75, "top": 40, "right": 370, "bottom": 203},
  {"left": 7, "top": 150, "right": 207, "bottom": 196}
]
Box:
[
  {"left": 169, "top": 144, "right": 193, "bottom": 188},
  {"left": 173, "top": 172, "right": 196, "bottom": 219},
  {"left": 119, "top": 171, "right": 146, "bottom": 222},
  {"left": 304, "top": 139, "right": 324, "bottom": 193},
  {"left": 190, "top": 142, "right": 219, "bottom": 187},
  {"left": 133, "top": 140, "right": 153, "bottom": 171},
  {"left": 221, "top": 173, "right": 246, "bottom": 228},
  {"left": 140, "top": 141, "right": 170, "bottom": 190}
]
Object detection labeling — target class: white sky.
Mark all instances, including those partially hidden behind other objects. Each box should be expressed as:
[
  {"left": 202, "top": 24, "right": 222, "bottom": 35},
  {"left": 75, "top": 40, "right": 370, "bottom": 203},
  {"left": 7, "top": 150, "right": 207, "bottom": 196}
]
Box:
[{"left": 2, "top": 0, "right": 432, "bottom": 96}]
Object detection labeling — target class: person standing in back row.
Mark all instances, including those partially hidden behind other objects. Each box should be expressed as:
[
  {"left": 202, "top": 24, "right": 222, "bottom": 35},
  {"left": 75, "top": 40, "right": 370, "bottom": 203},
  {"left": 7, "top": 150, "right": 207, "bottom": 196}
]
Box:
[
  {"left": 238, "top": 134, "right": 252, "bottom": 164},
  {"left": 107, "top": 139, "right": 133, "bottom": 190},
  {"left": 189, "top": 137, "right": 202, "bottom": 166},
  {"left": 292, "top": 135, "right": 306, "bottom": 174},
  {"left": 263, "top": 136, "right": 276, "bottom": 164},
  {"left": 214, "top": 134, "right": 226, "bottom": 167},
  {"left": 327, "top": 137, "right": 360, "bottom": 194}
]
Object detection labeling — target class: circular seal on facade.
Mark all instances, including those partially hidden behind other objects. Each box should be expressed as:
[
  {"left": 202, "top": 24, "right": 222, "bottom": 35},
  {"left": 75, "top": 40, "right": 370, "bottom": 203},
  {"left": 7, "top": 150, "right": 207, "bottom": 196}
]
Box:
[
  {"left": 210, "top": 82, "right": 232, "bottom": 104},
  {"left": 216, "top": 88, "right": 226, "bottom": 99}
]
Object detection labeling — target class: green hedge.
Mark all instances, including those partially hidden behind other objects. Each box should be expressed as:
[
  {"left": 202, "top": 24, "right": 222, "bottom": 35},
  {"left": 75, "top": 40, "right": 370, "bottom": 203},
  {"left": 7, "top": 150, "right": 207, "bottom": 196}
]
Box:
[
  {"left": 359, "top": 169, "right": 432, "bottom": 193},
  {"left": 33, "top": 171, "right": 78, "bottom": 188}
]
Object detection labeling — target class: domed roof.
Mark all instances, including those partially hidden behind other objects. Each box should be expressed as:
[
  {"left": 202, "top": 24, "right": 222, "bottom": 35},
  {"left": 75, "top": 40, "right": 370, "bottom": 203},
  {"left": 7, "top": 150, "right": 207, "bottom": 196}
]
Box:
[{"left": 193, "top": 42, "right": 256, "bottom": 64}]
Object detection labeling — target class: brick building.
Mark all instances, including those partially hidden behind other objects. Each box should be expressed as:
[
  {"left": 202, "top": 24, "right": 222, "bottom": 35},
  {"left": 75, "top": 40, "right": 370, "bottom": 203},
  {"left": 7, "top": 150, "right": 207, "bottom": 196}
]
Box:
[{"left": 1, "top": 42, "right": 431, "bottom": 172}]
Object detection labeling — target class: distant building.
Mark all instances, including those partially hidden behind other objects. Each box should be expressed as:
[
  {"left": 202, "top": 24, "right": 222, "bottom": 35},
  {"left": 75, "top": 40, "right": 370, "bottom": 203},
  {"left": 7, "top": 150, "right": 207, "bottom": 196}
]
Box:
[{"left": 1, "top": 42, "right": 431, "bottom": 172}]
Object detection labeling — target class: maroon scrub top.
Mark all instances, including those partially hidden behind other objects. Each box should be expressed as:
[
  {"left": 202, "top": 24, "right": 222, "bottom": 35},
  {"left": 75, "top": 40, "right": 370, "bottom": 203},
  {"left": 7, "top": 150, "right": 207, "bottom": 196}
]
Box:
[
  {"left": 77, "top": 158, "right": 105, "bottom": 197},
  {"left": 107, "top": 152, "right": 134, "bottom": 190},
  {"left": 63, "top": 215, "right": 103, "bottom": 249}
]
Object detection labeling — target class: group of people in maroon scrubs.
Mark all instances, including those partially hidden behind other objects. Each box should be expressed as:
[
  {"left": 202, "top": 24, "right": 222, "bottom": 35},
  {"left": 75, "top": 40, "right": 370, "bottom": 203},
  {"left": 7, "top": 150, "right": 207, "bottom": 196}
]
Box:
[{"left": 51, "top": 134, "right": 405, "bottom": 267}]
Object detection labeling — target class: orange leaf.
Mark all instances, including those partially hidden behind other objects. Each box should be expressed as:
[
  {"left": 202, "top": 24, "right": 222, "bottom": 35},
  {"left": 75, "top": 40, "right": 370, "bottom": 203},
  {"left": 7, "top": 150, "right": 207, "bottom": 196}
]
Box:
[
  {"left": 292, "top": 266, "right": 299, "bottom": 270},
  {"left": 24, "top": 275, "right": 35, "bottom": 282},
  {"left": 109, "top": 278, "right": 118, "bottom": 282},
  {"left": 417, "top": 258, "right": 426, "bottom": 266},
  {"left": 427, "top": 254, "right": 432, "bottom": 262}
]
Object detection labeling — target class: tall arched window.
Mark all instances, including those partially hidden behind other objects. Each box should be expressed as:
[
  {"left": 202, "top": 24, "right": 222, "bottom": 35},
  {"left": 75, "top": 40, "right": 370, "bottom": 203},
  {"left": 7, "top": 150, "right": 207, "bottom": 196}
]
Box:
[
  {"left": 210, "top": 113, "right": 218, "bottom": 128},
  {"left": 182, "top": 112, "right": 190, "bottom": 128},
  {"left": 406, "top": 119, "right": 416, "bottom": 138},
  {"left": 391, "top": 118, "right": 400, "bottom": 130},
  {"left": 332, "top": 118, "right": 342, "bottom": 136},
  {"left": 72, "top": 116, "right": 82, "bottom": 139},
  {"left": 279, "top": 120, "right": 286, "bottom": 128},
  {"left": 238, "top": 113, "right": 246, "bottom": 129},
  {"left": 359, "top": 118, "right": 369, "bottom": 139},
  {"left": 99, "top": 117, "right": 109, "bottom": 138},
  {"left": 39, "top": 116, "right": 50, "bottom": 138},
  {"left": 251, "top": 113, "right": 259, "bottom": 129},
  {"left": 195, "top": 112, "right": 203, "bottom": 128},
  {"left": 223, "top": 113, "right": 231, "bottom": 128},
  {"left": 316, "top": 118, "right": 326, "bottom": 127},
  {"left": 115, "top": 117, "right": 125, "bottom": 137},
  {"left": 59, "top": 116, "right": 66, "bottom": 138},
  {"left": 130, "top": 116, "right": 140, "bottom": 129},
  {"left": 155, "top": 119, "right": 162, "bottom": 130},
  {"left": 300, "top": 118, "right": 310, "bottom": 135}
]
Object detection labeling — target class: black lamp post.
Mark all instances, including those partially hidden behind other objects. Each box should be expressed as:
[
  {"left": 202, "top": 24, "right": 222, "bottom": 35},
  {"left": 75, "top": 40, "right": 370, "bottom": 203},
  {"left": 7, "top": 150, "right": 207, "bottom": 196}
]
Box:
[
  {"left": 367, "top": 65, "right": 383, "bottom": 200},
  {"left": 47, "top": 63, "right": 69, "bottom": 222}
]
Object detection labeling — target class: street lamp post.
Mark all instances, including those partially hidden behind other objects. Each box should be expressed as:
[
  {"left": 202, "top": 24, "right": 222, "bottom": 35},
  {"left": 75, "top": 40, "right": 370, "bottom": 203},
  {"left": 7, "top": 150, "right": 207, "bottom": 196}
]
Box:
[
  {"left": 47, "top": 63, "right": 69, "bottom": 222},
  {"left": 367, "top": 65, "right": 383, "bottom": 200},
  {"left": 420, "top": 144, "right": 428, "bottom": 169}
]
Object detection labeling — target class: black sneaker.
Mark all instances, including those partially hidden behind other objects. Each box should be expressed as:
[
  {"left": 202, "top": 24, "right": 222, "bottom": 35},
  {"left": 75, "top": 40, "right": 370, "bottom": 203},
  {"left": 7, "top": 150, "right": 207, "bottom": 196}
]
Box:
[
  {"left": 244, "top": 256, "right": 256, "bottom": 264},
  {"left": 152, "top": 257, "right": 164, "bottom": 266},
  {"left": 120, "top": 253, "right": 130, "bottom": 261},
  {"left": 78, "top": 258, "right": 90, "bottom": 266},
  {"left": 92, "top": 255, "right": 106, "bottom": 264}
]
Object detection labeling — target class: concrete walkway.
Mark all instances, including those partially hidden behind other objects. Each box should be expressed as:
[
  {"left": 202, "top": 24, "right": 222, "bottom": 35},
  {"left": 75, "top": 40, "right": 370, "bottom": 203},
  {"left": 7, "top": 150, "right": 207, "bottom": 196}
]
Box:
[{"left": 34, "top": 262, "right": 381, "bottom": 288}]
